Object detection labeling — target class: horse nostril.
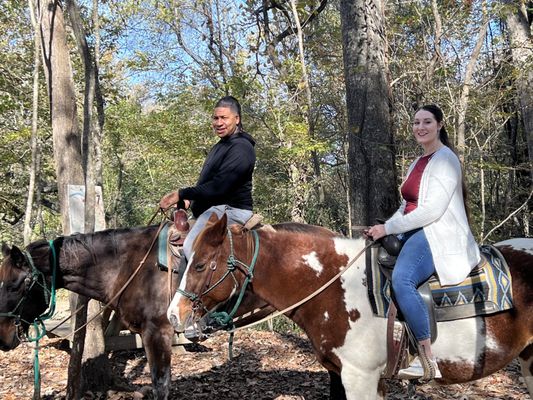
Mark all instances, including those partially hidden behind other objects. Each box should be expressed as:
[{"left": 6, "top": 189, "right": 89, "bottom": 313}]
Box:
[{"left": 169, "top": 313, "right": 181, "bottom": 331}]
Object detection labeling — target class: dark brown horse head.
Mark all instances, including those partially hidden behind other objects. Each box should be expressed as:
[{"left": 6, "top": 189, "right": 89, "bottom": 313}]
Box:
[{"left": 0, "top": 243, "right": 48, "bottom": 350}]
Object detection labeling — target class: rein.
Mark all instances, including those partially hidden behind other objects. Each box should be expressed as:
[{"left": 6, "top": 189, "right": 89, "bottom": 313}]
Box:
[
  {"left": 180, "top": 225, "right": 373, "bottom": 336},
  {"left": 54, "top": 219, "right": 167, "bottom": 340},
  {"left": 230, "top": 238, "right": 374, "bottom": 333}
]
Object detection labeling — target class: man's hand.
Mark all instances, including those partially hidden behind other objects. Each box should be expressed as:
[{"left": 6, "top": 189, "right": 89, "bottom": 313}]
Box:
[{"left": 159, "top": 191, "right": 180, "bottom": 210}]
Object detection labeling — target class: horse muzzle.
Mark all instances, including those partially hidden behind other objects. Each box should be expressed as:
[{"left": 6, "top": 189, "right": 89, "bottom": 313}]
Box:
[
  {"left": 0, "top": 321, "right": 21, "bottom": 351},
  {"left": 174, "top": 312, "right": 210, "bottom": 342}
]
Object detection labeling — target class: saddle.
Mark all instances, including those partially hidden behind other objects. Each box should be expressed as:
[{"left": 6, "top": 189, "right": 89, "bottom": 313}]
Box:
[
  {"left": 157, "top": 210, "right": 192, "bottom": 282},
  {"left": 369, "top": 235, "right": 514, "bottom": 379}
]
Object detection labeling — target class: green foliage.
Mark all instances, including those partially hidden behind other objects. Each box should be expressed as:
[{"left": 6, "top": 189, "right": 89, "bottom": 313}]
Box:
[
  {"left": 0, "top": 0, "right": 530, "bottom": 246},
  {"left": 103, "top": 91, "right": 209, "bottom": 226}
]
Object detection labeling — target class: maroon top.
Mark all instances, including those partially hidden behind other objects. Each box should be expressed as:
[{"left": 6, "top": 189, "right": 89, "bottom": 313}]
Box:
[{"left": 401, "top": 153, "right": 434, "bottom": 214}]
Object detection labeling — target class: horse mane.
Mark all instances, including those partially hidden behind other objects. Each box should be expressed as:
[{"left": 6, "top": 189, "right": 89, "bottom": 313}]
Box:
[
  {"left": 24, "top": 225, "right": 159, "bottom": 270},
  {"left": 270, "top": 222, "right": 341, "bottom": 237}
]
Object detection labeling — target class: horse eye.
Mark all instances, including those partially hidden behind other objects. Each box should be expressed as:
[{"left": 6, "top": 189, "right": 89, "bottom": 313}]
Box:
[
  {"left": 195, "top": 264, "right": 206, "bottom": 272},
  {"left": 2, "top": 276, "right": 25, "bottom": 291}
]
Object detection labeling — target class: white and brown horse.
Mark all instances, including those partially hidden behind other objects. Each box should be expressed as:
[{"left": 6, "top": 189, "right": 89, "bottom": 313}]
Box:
[{"left": 168, "top": 213, "right": 533, "bottom": 400}]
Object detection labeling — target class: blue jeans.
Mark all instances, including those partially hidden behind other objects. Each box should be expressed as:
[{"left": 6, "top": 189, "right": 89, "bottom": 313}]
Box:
[
  {"left": 392, "top": 228, "right": 436, "bottom": 341},
  {"left": 183, "top": 205, "right": 253, "bottom": 261}
]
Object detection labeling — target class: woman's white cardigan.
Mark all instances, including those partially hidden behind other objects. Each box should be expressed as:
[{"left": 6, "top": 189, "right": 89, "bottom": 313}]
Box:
[{"left": 384, "top": 146, "right": 480, "bottom": 286}]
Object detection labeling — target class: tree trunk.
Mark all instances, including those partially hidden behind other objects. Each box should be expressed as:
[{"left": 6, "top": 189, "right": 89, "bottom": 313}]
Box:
[
  {"left": 503, "top": 0, "right": 532, "bottom": 236},
  {"left": 39, "top": 0, "right": 84, "bottom": 234},
  {"left": 340, "top": 0, "right": 398, "bottom": 230},
  {"left": 65, "top": 0, "right": 112, "bottom": 393},
  {"left": 24, "top": 0, "right": 42, "bottom": 247},
  {"left": 504, "top": 0, "right": 533, "bottom": 180},
  {"left": 38, "top": 0, "right": 85, "bottom": 398}
]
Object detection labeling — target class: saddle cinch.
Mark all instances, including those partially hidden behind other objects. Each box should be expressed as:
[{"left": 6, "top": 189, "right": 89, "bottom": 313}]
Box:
[{"left": 369, "top": 235, "right": 514, "bottom": 379}]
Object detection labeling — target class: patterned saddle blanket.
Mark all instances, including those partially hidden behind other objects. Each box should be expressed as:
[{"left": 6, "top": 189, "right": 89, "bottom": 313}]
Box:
[{"left": 366, "top": 244, "right": 513, "bottom": 321}]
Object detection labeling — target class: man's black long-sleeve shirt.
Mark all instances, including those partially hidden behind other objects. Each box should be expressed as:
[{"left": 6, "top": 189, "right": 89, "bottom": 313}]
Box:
[{"left": 179, "top": 131, "right": 256, "bottom": 218}]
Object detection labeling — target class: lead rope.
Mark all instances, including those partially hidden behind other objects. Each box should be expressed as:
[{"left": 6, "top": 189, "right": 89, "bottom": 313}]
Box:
[
  {"left": 223, "top": 230, "right": 259, "bottom": 360},
  {"left": 25, "top": 240, "right": 58, "bottom": 399}
]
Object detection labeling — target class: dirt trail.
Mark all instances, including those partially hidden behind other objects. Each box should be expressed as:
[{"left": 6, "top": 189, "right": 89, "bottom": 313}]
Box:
[{"left": 0, "top": 328, "right": 529, "bottom": 399}]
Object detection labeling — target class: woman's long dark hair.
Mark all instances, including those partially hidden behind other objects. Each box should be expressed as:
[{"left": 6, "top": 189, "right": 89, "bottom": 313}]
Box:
[
  {"left": 418, "top": 104, "right": 452, "bottom": 148},
  {"left": 417, "top": 104, "right": 470, "bottom": 220}
]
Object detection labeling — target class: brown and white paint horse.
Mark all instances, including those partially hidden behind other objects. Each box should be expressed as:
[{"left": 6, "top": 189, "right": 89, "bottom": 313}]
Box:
[
  {"left": 0, "top": 225, "right": 272, "bottom": 400},
  {"left": 168, "top": 213, "right": 533, "bottom": 400}
]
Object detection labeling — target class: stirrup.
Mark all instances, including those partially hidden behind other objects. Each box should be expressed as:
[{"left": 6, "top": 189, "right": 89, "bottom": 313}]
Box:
[{"left": 397, "top": 345, "right": 441, "bottom": 380}]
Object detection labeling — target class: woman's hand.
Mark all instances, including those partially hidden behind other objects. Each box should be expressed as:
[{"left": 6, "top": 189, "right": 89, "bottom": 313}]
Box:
[
  {"left": 366, "top": 224, "right": 387, "bottom": 241},
  {"left": 159, "top": 191, "right": 180, "bottom": 210}
]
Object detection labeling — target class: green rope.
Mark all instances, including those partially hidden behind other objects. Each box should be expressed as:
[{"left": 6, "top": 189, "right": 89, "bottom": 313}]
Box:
[
  {"left": 209, "top": 230, "right": 260, "bottom": 329},
  {"left": 32, "top": 322, "right": 41, "bottom": 399},
  {"left": 26, "top": 240, "right": 58, "bottom": 397},
  {"left": 228, "top": 331, "right": 234, "bottom": 360}
]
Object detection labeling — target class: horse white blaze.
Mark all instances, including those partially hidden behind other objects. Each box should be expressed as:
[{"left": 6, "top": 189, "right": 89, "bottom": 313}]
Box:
[
  {"left": 331, "top": 237, "right": 387, "bottom": 398},
  {"left": 166, "top": 251, "right": 195, "bottom": 326},
  {"left": 302, "top": 251, "right": 323, "bottom": 276}
]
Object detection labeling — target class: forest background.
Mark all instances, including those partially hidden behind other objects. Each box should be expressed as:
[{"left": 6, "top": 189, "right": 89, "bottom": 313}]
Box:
[{"left": 0, "top": 0, "right": 531, "bottom": 247}]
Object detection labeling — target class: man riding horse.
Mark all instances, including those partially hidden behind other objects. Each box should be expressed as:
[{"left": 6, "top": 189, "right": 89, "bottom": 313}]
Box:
[{"left": 159, "top": 95, "right": 256, "bottom": 268}]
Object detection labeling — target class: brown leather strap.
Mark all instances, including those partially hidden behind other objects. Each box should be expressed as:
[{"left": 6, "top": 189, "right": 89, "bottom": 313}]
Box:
[{"left": 383, "top": 301, "right": 407, "bottom": 378}]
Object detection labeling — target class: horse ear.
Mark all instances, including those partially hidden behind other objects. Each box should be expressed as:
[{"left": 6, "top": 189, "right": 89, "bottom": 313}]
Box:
[
  {"left": 207, "top": 212, "right": 220, "bottom": 224},
  {"left": 5, "top": 245, "right": 26, "bottom": 268},
  {"left": 201, "top": 213, "right": 228, "bottom": 246},
  {"left": 1, "top": 243, "right": 10, "bottom": 257}
]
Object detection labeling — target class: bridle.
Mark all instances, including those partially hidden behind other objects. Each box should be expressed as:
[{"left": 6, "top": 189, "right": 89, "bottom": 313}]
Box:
[
  {"left": 177, "top": 227, "right": 374, "bottom": 338},
  {"left": 0, "top": 240, "right": 58, "bottom": 342},
  {"left": 176, "top": 228, "right": 260, "bottom": 331}
]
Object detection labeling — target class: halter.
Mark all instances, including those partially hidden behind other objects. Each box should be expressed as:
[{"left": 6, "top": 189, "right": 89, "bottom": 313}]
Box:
[
  {"left": 177, "top": 228, "right": 260, "bottom": 331},
  {"left": 0, "top": 240, "right": 58, "bottom": 341}
]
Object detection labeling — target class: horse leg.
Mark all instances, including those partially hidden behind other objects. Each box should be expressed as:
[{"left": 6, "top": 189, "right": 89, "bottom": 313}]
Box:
[
  {"left": 340, "top": 366, "right": 381, "bottom": 400},
  {"left": 519, "top": 344, "right": 533, "bottom": 397},
  {"left": 377, "top": 378, "right": 387, "bottom": 400},
  {"left": 141, "top": 322, "right": 174, "bottom": 400},
  {"left": 328, "top": 370, "right": 346, "bottom": 400}
]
